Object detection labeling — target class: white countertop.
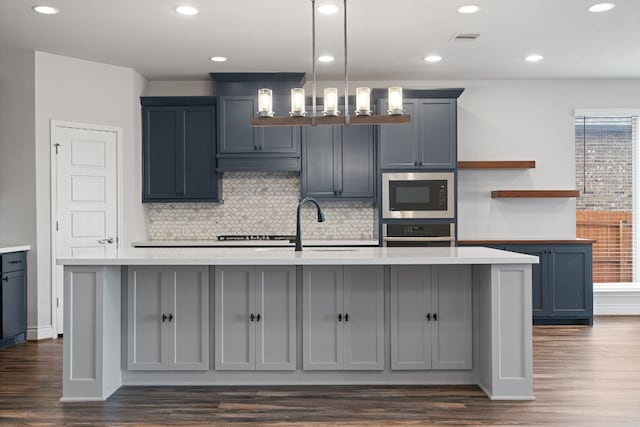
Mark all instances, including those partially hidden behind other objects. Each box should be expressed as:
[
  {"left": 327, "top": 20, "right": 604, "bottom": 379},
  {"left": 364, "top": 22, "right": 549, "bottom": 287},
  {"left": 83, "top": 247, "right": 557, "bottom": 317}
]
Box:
[
  {"left": 131, "top": 239, "right": 380, "bottom": 247},
  {"left": 0, "top": 244, "right": 31, "bottom": 255},
  {"left": 57, "top": 246, "right": 538, "bottom": 266}
]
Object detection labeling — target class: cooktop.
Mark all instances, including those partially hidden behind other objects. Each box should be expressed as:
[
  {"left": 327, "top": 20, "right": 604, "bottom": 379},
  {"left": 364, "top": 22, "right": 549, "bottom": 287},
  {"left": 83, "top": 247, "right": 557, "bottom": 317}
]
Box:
[{"left": 217, "top": 235, "right": 296, "bottom": 241}]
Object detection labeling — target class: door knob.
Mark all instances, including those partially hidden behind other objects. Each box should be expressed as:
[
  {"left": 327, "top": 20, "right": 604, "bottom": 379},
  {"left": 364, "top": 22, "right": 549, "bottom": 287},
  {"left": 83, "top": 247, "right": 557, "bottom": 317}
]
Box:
[{"left": 98, "top": 237, "right": 115, "bottom": 244}]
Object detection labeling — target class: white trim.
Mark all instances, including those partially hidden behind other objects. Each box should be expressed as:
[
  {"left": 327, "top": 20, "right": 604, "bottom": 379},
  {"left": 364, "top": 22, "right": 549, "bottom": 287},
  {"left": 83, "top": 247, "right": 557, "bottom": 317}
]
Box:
[
  {"left": 27, "top": 324, "right": 54, "bottom": 340},
  {"left": 594, "top": 283, "right": 640, "bottom": 315},
  {"left": 49, "top": 120, "right": 124, "bottom": 337},
  {"left": 574, "top": 108, "right": 640, "bottom": 117}
]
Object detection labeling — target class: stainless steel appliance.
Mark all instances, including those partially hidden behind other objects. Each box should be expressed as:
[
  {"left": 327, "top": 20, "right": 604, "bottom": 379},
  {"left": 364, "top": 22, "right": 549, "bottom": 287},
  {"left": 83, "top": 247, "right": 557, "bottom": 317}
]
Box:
[
  {"left": 382, "top": 223, "right": 455, "bottom": 247},
  {"left": 382, "top": 172, "right": 454, "bottom": 219}
]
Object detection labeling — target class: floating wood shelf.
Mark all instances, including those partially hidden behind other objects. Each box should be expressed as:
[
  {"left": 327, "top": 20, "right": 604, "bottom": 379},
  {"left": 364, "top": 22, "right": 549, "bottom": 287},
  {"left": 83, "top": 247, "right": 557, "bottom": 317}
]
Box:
[
  {"left": 457, "top": 161, "right": 536, "bottom": 169},
  {"left": 491, "top": 190, "right": 580, "bottom": 198},
  {"left": 250, "top": 114, "right": 411, "bottom": 127}
]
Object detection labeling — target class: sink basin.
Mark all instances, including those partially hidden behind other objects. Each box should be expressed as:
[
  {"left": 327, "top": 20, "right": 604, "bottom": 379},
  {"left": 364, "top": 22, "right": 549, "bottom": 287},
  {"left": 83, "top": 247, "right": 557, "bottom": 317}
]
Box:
[{"left": 307, "top": 248, "right": 358, "bottom": 252}]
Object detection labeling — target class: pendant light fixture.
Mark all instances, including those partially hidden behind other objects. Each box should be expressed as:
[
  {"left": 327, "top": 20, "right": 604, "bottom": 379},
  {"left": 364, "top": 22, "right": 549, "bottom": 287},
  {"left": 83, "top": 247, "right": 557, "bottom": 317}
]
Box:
[{"left": 251, "top": 0, "right": 410, "bottom": 127}]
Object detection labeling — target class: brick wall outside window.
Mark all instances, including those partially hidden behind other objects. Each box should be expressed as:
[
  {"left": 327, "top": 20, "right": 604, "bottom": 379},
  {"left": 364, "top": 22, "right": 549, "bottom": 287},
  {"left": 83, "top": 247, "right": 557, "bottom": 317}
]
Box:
[{"left": 575, "top": 117, "right": 637, "bottom": 283}]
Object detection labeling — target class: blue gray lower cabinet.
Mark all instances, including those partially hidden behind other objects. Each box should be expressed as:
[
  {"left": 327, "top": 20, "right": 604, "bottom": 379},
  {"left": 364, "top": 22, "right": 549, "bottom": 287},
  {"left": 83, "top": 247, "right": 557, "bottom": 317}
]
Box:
[
  {"left": 1, "top": 251, "right": 27, "bottom": 349},
  {"left": 485, "top": 243, "right": 593, "bottom": 325}
]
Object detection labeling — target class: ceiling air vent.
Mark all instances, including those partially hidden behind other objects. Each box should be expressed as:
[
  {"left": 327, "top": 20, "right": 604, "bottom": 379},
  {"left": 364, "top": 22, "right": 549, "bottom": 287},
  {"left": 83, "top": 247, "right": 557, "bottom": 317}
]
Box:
[{"left": 451, "top": 33, "right": 480, "bottom": 41}]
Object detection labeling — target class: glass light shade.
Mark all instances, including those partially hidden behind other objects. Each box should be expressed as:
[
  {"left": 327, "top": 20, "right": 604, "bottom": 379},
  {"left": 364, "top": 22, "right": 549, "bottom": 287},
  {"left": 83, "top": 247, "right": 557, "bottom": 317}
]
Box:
[
  {"left": 257, "top": 88, "right": 274, "bottom": 117},
  {"left": 323, "top": 88, "right": 339, "bottom": 116},
  {"left": 388, "top": 86, "right": 403, "bottom": 115},
  {"left": 290, "top": 88, "right": 306, "bottom": 117},
  {"left": 355, "top": 87, "right": 371, "bottom": 115}
]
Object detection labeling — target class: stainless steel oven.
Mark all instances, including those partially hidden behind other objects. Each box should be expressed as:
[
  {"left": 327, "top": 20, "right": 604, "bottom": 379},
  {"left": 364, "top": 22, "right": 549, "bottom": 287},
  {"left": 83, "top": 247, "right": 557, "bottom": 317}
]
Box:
[
  {"left": 382, "top": 223, "right": 455, "bottom": 247},
  {"left": 382, "top": 172, "right": 454, "bottom": 219}
]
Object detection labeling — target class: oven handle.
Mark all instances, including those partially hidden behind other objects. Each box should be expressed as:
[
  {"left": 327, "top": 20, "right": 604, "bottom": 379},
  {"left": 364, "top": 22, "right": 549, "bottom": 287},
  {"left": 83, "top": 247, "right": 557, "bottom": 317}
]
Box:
[{"left": 382, "top": 236, "right": 455, "bottom": 242}]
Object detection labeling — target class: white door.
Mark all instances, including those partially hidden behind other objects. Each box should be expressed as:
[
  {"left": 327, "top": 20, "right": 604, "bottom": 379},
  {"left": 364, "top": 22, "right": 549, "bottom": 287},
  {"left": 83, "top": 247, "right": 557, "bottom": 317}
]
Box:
[{"left": 54, "top": 125, "right": 118, "bottom": 335}]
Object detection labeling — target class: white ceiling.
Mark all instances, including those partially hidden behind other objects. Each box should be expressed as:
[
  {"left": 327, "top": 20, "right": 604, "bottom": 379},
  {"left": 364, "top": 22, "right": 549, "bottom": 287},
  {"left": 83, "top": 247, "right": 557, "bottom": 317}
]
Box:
[{"left": 1, "top": 0, "right": 640, "bottom": 81}]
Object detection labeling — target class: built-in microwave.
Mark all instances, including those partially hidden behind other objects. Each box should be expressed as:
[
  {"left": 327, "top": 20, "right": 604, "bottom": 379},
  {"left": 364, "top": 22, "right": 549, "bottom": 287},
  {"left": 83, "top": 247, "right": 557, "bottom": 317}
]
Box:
[{"left": 382, "top": 172, "right": 454, "bottom": 219}]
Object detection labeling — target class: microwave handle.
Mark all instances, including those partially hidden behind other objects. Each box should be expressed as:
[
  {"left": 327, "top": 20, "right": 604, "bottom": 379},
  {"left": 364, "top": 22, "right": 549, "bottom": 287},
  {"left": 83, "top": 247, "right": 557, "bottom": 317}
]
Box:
[{"left": 382, "top": 236, "right": 455, "bottom": 242}]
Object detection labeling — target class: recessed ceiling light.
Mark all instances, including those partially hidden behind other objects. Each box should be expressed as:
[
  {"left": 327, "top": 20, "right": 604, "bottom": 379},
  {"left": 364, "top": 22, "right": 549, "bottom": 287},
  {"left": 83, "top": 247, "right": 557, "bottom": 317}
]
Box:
[
  {"left": 175, "top": 5, "right": 199, "bottom": 16},
  {"left": 210, "top": 56, "right": 227, "bottom": 62},
  {"left": 318, "top": 55, "right": 335, "bottom": 63},
  {"left": 424, "top": 55, "right": 443, "bottom": 63},
  {"left": 588, "top": 3, "right": 615, "bottom": 12},
  {"left": 525, "top": 54, "right": 544, "bottom": 62},
  {"left": 318, "top": 4, "right": 339, "bottom": 14},
  {"left": 458, "top": 5, "right": 480, "bottom": 14},
  {"left": 32, "top": 5, "right": 60, "bottom": 14}
]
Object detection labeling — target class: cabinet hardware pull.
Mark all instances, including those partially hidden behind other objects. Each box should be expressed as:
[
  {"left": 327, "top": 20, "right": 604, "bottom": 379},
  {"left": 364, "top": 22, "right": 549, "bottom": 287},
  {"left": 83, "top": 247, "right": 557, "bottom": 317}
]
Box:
[
  {"left": 168, "top": 313, "right": 173, "bottom": 322},
  {"left": 2, "top": 277, "right": 8, "bottom": 282},
  {"left": 9, "top": 260, "right": 23, "bottom": 264},
  {"left": 256, "top": 313, "right": 261, "bottom": 322},
  {"left": 344, "top": 313, "right": 349, "bottom": 322},
  {"left": 338, "top": 313, "right": 342, "bottom": 322},
  {"left": 433, "top": 313, "right": 437, "bottom": 321},
  {"left": 426, "top": 313, "right": 431, "bottom": 321},
  {"left": 162, "top": 314, "right": 167, "bottom": 322},
  {"left": 250, "top": 313, "right": 255, "bottom": 322}
]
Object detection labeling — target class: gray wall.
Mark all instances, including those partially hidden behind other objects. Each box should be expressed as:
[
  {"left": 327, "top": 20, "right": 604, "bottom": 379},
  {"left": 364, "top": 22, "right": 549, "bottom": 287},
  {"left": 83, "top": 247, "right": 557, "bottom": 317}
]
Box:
[{"left": 0, "top": 50, "right": 37, "bottom": 330}]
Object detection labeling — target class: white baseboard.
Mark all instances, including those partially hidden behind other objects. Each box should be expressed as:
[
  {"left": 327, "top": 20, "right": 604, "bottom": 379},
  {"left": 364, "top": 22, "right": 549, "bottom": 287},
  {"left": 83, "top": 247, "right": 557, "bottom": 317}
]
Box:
[
  {"left": 594, "top": 284, "right": 640, "bottom": 315},
  {"left": 27, "top": 325, "right": 55, "bottom": 340}
]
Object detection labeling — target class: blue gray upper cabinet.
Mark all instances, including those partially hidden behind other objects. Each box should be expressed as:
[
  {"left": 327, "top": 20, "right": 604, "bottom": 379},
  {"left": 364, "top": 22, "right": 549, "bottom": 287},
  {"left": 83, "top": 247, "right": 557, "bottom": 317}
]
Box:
[
  {"left": 141, "top": 97, "right": 220, "bottom": 203},
  {"left": 301, "top": 122, "right": 376, "bottom": 200},
  {"left": 378, "top": 90, "right": 463, "bottom": 170},
  {"left": 212, "top": 73, "right": 305, "bottom": 172}
]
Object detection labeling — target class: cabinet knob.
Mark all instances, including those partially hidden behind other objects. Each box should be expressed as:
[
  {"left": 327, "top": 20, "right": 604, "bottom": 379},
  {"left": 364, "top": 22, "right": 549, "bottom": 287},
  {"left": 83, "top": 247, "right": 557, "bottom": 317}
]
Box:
[
  {"left": 162, "top": 314, "right": 167, "bottom": 322},
  {"left": 433, "top": 313, "right": 437, "bottom": 321},
  {"left": 250, "top": 313, "right": 255, "bottom": 322},
  {"left": 337, "top": 313, "right": 342, "bottom": 322},
  {"left": 426, "top": 313, "right": 431, "bottom": 321},
  {"left": 2, "top": 277, "right": 8, "bottom": 282},
  {"left": 344, "top": 313, "right": 349, "bottom": 322},
  {"left": 168, "top": 313, "right": 173, "bottom": 322},
  {"left": 256, "top": 313, "right": 261, "bottom": 322}
]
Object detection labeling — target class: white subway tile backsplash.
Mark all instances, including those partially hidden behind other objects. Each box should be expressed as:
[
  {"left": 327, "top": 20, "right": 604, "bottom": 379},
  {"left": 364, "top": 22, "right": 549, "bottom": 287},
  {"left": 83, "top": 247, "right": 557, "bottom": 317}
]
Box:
[{"left": 147, "top": 172, "right": 376, "bottom": 240}]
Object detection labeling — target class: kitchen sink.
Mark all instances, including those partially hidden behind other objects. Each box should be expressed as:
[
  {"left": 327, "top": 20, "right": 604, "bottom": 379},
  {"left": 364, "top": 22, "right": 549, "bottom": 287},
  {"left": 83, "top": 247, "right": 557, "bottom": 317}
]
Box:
[{"left": 252, "top": 247, "right": 358, "bottom": 252}]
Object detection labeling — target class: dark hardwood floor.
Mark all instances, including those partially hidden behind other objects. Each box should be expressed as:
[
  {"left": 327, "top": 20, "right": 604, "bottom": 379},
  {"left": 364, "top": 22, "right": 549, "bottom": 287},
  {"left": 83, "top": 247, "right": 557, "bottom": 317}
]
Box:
[{"left": 1, "top": 316, "right": 639, "bottom": 426}]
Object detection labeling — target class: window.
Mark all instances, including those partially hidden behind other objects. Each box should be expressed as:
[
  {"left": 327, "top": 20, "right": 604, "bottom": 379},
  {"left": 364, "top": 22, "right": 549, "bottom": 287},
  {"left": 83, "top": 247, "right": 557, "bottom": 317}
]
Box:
[{"left": 575, "top": 116, "right": 638, "bottom": 284}]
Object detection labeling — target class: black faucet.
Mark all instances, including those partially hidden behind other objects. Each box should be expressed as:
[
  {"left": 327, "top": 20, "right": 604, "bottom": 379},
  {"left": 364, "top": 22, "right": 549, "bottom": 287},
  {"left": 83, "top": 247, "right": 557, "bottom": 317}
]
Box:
[{"left": 295, "top": 197, "right": 325, "bottom": 251}]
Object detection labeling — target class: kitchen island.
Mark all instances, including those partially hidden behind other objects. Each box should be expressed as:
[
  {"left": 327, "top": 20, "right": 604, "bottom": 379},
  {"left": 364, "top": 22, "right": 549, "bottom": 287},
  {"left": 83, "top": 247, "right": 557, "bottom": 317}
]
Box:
[{"left": 57, "top": 246, "right": 537, "bottom": 402}]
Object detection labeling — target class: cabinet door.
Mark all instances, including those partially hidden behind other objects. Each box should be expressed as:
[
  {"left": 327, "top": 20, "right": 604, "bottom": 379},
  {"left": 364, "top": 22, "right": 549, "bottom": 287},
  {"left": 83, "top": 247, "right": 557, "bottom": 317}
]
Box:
[
  {"left": 258, "top": 96, "right": 301, "bottom": 154},
  {"left": 548, "top": 245, "right": 593, "bottom": 318},
  {"left": 128, "top": 267, "right": 168, "bottom": 370},
  {"left": 215, "top": 267, "right": 256, "bottom": 370},
  {"left": 301, "top": 126, "right": 338, "bottom": 198},
  {"left": 255, "top": 266, "right": 296, "bottom": 371},
  {"left": 218, "top": 96, "right": 257, "bottom": 153},
  {"left": 143, "top": 107, "right": 181, "bottom": 200},
  {"left": 303, "top": 266, "right": 344, "bottom": 370},
  {"left": 418, "top": 100, "right": 456, "bottom": 169},
  {"left": 343, "top": 266, "right": 384, "bottom": 370},
  {"left": 390, "top": 266, "right": 431, "bottom": 370},
  {"left": 1, "top": 270, "right": 27, "bottom": 339},
  {"left": 379, "top": 100, "right": 419, "bottom": 169},
  {"left": 431, "top": 266, "right": 472, "bottom": 370},
  {"left": 182, "top": 106, "right": 218, "bottom": 201},
  {"left": 167, "top": 267, "right": 209, "bottom": 371},
  {"left": 506, "top": 245, "right": 547, "bottom": 317},
  {"left": 339, "top": 125, "right": 375, "bottom": 199}
]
